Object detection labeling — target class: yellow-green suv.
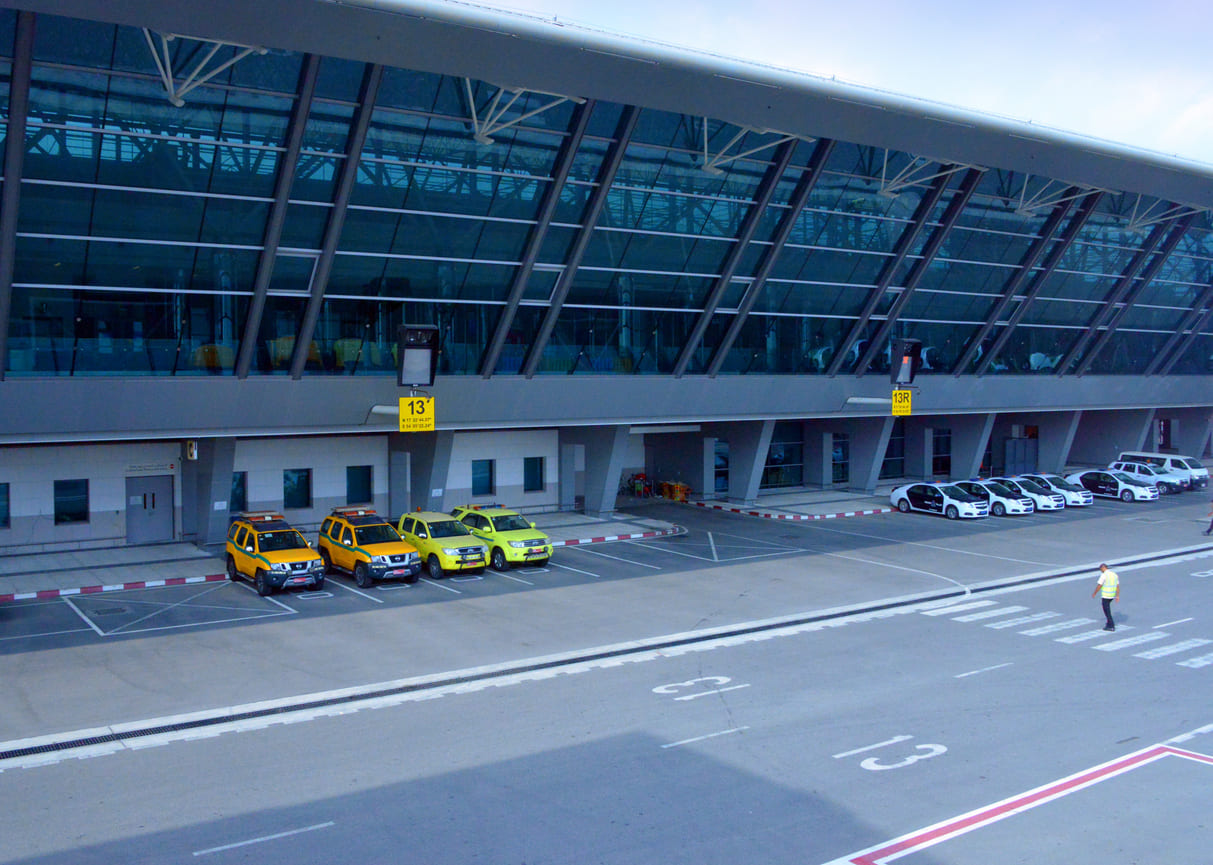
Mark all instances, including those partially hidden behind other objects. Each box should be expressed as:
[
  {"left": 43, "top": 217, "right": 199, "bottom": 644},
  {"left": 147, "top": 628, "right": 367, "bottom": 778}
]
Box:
[
  {"left": 317, "top": 506, "right": 422, "bottom": 587},
  {"left": 397, "top": 511, "right": 488, "bottom": 578},
  {"left": 225, "top": 511, "right": 326, "bottom": 596},
  {"left": 449, "top": 504, "right": 552, "bottom": 571}
]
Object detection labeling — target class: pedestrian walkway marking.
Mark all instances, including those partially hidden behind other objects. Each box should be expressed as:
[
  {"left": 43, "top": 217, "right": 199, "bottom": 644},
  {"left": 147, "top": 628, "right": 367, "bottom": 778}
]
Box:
[
  {"left": 1056, "top": 626, "right": 1135, "bottom": 644},
  {"left": 1178, "top": 652, "right": 1213, "bottom": 669},
  {"left": 1020, "top": 618, "right": 1095, "bottom": 636},
  {"left": 920, "top": 600, "right": 996, "bottom": 616},
  {"left": 985, "top": 612, "right": 1060, "bottom": 630},
  {"left": 952, "top": 605, "right": 1029, "bottom": 622},
  {"left": 1135, "top": 638, "right": 1212, "bottom": 659},
  {"left": 1093, "top": 632, "right": 1168, "bottom": 651}
]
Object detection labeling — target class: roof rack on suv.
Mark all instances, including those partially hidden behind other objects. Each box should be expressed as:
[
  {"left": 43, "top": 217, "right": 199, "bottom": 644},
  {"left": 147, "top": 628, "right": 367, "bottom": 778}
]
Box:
[
  {"left": 329, "top": 506, "right": 378, "bottom": 517},
  {"left": 237, "top": 511, "right": 285, "bottom": 522}
]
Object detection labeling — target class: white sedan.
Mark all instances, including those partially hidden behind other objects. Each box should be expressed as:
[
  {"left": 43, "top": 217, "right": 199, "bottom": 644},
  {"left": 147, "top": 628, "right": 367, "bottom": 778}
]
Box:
[
  {"left": 1065, "top": 470, "right": 1159, "bottom": 501},
  {"left": 955, "top": 480, "right": 1035, "bottom": 516},
  {"left": 889, "top": 482, "right": 989, "bottom": 519},
  {"left": 989, "top": 476, "right": 1067, "bottom": 511},
  {"left": 1020, "top": 473, "right": 1094, "bottom": 506}
]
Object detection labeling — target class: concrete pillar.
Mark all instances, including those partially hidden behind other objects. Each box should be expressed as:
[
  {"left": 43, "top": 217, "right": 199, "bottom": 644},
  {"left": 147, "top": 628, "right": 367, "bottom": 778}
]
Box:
[
  {"left": 181, "top": 436, "right": 236, "bottom": 546},
  {"left": 1159, "top": 407, "right": 1213, "bottom": 457},
  {"left": 561, "top": 425, "right": 630, "bottom": 516},
  {"left": 1035, "top": 410, "right": 1082, "bottom": 473},
  {"left": 904, "top": 420, "right": 932, "bottom": 479},
  {"left": 804, "top": 425, "right": 831, "bottom": 488},
  {"left": 948, "top": 413, "right": 996, "bottom": 480},
  {"left": 1069, "top": 408, "right": 1155, "bottom": 466},
  {"left": 838, "top": 415, "right": 895, "bottom": 494},
  {"left": 707, "top": 420, "right": 775, "bottom": 505},
  {"left": 390, "top": 429, "right": 454, "bottom": 514}
]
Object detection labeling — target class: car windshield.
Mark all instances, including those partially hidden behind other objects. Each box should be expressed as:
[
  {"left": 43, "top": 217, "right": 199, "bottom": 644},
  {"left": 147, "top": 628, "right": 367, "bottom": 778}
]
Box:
[
  {"left": 1013, "top": 478, "right": 1049, "bottom": 495},
  {"left": 427, "top": 519, "right": 471, "bottom": 538},
  {"left": 938, "top": 485, "right": 978, "bottom": 502},
  {"left": 356, "top": 523, "right": 401, "bottom": 545},
  {"left": 1142, "top": 466, "right": 1167, "bottom": 476},
  {"left": 1179, "top": 458, "right": 1203, "bottom": 469},
  {"left": 1110, "top": 471, "right": 1139, "bottom": 484},
  {"left": 985, "top": 482, "right": 1016, "bottom": 497},
  {"left": 257, "top": 530, "right": 308, "bottom": 552},
  {"left": 491, "top": 514, "right": 532, "bottom": 532},
  {"left": 1040, "top": 475, "right": 1082, "bottom": 492}
]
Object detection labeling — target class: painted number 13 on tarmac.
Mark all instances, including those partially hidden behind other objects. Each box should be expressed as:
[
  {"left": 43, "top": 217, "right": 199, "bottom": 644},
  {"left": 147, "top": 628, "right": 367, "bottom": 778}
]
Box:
[{"left": 398, "top": 397, "right": 435, "bottom": 432}]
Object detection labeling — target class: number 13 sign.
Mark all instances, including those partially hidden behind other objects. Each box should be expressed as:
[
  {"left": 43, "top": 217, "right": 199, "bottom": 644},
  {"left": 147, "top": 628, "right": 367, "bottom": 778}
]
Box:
[{"left": 398, "top": 397, "right": 435, "bottom": 432}]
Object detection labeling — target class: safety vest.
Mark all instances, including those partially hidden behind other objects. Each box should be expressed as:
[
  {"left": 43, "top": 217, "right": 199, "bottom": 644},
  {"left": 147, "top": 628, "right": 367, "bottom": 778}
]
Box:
[{"left": 1100, "top": 571, "right": 1119, "bottom": 598}]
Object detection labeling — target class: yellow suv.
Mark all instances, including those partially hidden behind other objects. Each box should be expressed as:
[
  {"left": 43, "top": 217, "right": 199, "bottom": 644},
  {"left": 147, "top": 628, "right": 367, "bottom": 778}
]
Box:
[
  {"left": 317, "top": 506, "right": 422, "bottom": 587},
  {"left": 449, "top": 504, "right": 553, "bottom": 571},
  {"left": 225, "top": 512, "right": 326, "bottom": 596},
  {"left": 397, "top": 511, "right": 488, "bottom": 579}
]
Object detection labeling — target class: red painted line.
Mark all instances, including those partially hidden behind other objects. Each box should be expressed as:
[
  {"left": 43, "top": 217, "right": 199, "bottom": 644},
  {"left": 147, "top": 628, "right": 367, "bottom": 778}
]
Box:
[
  {"left": 691, "top": 501, "right": 892, "bottom": 521},
  {"left": 80, "top": 585, "right": 103, "bottom": 594},
  {"left": 848, "top": 746, "right": 1175, "bottom": 864},
  {"left": 35, "top": 589, "right": 61, "bottom": 599},
  {"left": 551, "top": 527, "right": 682, "bottom": 548},
  {"left": 0, "top": 593, "right": 13, "bottom": 603},
  {"left": 0, "top": 572, "right": 230, "bottom": 604}
]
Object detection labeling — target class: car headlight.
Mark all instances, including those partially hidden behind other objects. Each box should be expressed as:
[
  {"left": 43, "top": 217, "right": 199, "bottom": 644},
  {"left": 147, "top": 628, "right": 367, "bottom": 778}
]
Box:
[
  {"left": 509, "top": 540, "right": 530, "bottom": 548},
  {"left": 270, "top": 562, "right": 291, "bottom": 573},
  {"left": 371, "top": 555, "right": 390, "bottom": 565}
]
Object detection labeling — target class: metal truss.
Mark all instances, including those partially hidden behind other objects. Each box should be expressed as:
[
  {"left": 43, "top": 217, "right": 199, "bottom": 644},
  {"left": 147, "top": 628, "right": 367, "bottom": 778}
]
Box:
[
  {"left": 1006, "top": 176, "right": 1101, "bottom": 217},
  {"left": 142, "top": 29, "right": 267, "bottom": 107},
  {"left": 695, "top": 118, "right": 805, "bottom": 174},
  {"left": 1152, "top": 281, "right": 1213, "bottom": 375},
  {"left": 464, "top": 79, "right": 585, "bottom": 144},
  {"left": 878, "top": 153, "right": 975, "bottom": 197},
  {"left": 1107, "top": 193, "right": 1209, "bottom": 234}
]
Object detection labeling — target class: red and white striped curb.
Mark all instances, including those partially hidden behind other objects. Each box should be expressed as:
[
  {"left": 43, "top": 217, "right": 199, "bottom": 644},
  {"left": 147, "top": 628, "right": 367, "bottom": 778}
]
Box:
[
  {"left": 553, "top": 526, "right": 684, "bottom": 547},
  {"left": 692, "top": 501, "right": 893, "bottom": 520},
  {"left": 0, "top": 572, "right": 228, "bottom": 604}
]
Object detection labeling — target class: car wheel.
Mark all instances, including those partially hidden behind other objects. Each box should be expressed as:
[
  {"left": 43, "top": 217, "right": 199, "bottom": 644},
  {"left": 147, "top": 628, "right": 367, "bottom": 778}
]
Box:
[
  {"left": 355, "top": 562, "right": 373, "bottom": 588},
  {"left": 428, "top": 555, "right": 444, "bottom": 580},
  {"left": 404, "top": 569, "right": 420, "bottom": 585},
  {"left": 1120, "top": 489, "right": 1134, "bottom": 502},
  {"left": 491, "top": 547, "right": 508, "bottom": 571},
  {"left": 312, "top": 576, "right": 325, "bottom": 592},
  {"left": 945, "top": 505, "right": 959, "bottom": 520},
  {"left": 992, "top": 502, "right": 1005, "bottom": 516},
  {"left": 254, "top": 570, "right": 271, "bottom": 597},
  {"left": 897, "top": 499, "right": 911, "bottom": 513},
  {"left": 319, "top": 549, "right": 332, "bottom": 574},
  {"left": 226, "top": 555, "right": 240, "bottom": 583}
]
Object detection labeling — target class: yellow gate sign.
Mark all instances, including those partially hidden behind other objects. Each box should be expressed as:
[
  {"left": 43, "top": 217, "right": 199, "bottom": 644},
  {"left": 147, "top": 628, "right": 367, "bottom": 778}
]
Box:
[
  {"left": 892, "top": 389, "right": 912, "bottom": 416},
  {"left": 398, "top": 396, "right": 435, "bottom": 432}
]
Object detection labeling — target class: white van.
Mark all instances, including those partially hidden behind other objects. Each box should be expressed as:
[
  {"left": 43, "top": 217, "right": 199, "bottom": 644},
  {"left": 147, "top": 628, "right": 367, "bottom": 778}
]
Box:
[{"left": 1116, "top": 452, "right": 1209, "bottom": 490}]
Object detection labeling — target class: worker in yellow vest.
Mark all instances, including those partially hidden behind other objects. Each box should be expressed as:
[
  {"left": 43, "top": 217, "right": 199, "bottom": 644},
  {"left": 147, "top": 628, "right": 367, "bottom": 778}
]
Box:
[{"left": 1091, "top": 563, "right": 1120, "bottom": 631}]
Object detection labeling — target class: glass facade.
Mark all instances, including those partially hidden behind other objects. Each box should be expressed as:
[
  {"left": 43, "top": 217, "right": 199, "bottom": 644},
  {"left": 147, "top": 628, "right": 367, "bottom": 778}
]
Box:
[{"left": 3, "top": 11, "right": 1213, "bottom": 380}]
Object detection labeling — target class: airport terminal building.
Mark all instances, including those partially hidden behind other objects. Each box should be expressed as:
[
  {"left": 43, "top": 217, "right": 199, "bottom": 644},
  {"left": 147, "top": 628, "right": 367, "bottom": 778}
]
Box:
[{"left": 0, "top": 0, "right": 1210, "bottom": 552}]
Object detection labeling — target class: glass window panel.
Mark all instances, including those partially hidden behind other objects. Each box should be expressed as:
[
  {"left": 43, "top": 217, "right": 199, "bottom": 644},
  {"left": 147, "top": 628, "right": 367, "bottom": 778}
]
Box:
[
  {"left": 533, "top": 307, "right": 697, "bottom": 374},
  {"left": 770, "top": 247, "right": 889, "bottom": 290},
  {"left": 982, "top": 325, "right": 1080, "bottom": 374},
  {"left": 375, "top": 66, "right": 446, "bottom": 113},
  {"left": 900, "top": 289, "right": 998, "bottom": 323},
  {"left": 912, "top": 257, "right": 1015, "bottom": 295},
  {"left": 471, "top": 459, "right": 495, "bottom": 496},
  {"left": 283, "top": 468, "right": 312, "bottom": 509},
  {"left": 1117, "top": 305, "right": 1183, "bottom": 332},
  {"left": 0, "top": 482, "right": 9, "bottom": 529},
  {"left": 753, "top": 280, "right": 873, "bottom": 318},
  {"left": 253, "top": 295, "right": 316, "bottom": 374},
  {"left": 523, "top": 457, "right": 544, "bottom": 493},
  {"left": 1085, "top": 331, "right": 1170, "bottom": 374},
  {"left": 280, "top": 201, "right": 330, "bottom": 248},
  {"left": 325, "top": 257, "right": 519, "bottom": 303},
  {"left": 1170, "top": 332, "right": 1213, "bottom": 374},
  {"left": 1021, "top": 298, "right": 1103, "bottom": 327},
  {"left": 230, "top": 472, "right": 248, "bottom": 513},
  {"left": 563, "top": 270, "right": 714, "bottom": 310},
  {"left": 315, "top": 57, "right": 367, "bottom": 102},
  {"left": 714, "top": 314, "right": 852, "bottom": 374},
  {"left": 493, "top": 305, "right": 545, "bottom": 374},
  {"left": 54, "top": 478, "right": 89, "bottom": 524},
  {"left": 347, "top": 465, "right": 373, "bottom": 504}
]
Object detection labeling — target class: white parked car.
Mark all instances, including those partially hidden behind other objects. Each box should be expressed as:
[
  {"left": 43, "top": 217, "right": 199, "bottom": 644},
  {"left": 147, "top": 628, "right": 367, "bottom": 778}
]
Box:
[
  {"left": 988, "top": 476, "right": 1067, "bottom": 511},
  {"left": 1020, "top": 473, "right": 1094, "bottom": 506},
  {"left": 890, "top": 482, "right": 989, "bottom": 519},
  {"left": 1108, "top": 460, "right": 1189, "bottom": 495},
  {"left": 955, "top": 480, "right": 1035, "bottom": 516},
  {"left": 1065, "top": 469, "right": 1159, "bottom": 501}
]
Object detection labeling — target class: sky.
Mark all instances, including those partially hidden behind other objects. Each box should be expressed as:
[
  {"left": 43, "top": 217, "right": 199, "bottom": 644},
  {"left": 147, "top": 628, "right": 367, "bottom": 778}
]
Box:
[{"left": 478, "top": 0, "right": 1213, "bottom": 167}]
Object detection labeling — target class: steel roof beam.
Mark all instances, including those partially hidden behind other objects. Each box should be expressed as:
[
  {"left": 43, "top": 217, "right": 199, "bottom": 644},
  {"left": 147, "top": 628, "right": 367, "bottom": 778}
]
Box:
[
  {"left": 825, "top": 167, "right": 953, "bottom": 377},
  {"left": 951, "top": 190, "right": 1077, "bottom": 375},
  {"left": 1072, "top": 212, "right": 1195, "bottom": 376},
  {"left": 478, "top": 99, "right": 593, "bottom": 377},
  {"left": 1052, "top": 217, "right": 1170, "bottom": 377},
  {"left": 1147, "top": 279, "right": 1213, "bottom": 376},
  {"left": 235, "top": 53, "right": 320, "bottom": 379},
  {"left": 142, "top": 29, "right": 268, "bottom": 106},
  {"left": 705, "top": 137, "right": 835, "bottom": 377},
  {"left": 672, "top": 138, "right": 797, "bottom": 377},
  {"left": 973, "top": 190, "right": 1104, "bottom": 376},
  {"left": 853, "top": 167, "right": 983, "bottom": 376},
  {"left": 291, "top": 63, "right": 382, "bottom": 380},
  {"left": 520, "top": 105, "right": 639, "bottom": 378},
  {"left": 0, "top": 11, "right": 34, "bottom": 384}
]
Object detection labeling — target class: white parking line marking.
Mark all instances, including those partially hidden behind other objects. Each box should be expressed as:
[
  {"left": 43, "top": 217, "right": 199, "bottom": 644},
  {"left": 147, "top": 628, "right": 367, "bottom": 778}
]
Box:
[
  {"left": 953, "top": 605, "right": 1029, "bottom": 622},
  {"left": 325, "top": 580, "right": 384, "bottom": 603},
  {"left": 1178, "top": 653, "right": 1213, "bottom": 668},
  {"left": 493, "top": 572, "right": 534, "bottom": 585},
  {"left": 1093, "top": 632, "right": 1169, "bottom": 651},
  {"left": 955, "top": 662, "right": 1014, "bottom": 679},
  {"left": 573, "top": 546, "right": 662, "bottom": 569},
  {"left": 193, "top": 821, "right": 334, "bottom": 856},
  {"left": 661, "top": 727, "right": 749, "bottom": 749},
  {"left": 1135, "top": 639, "right": 1212, "bottom": 659},
  {"left": 920, "top": 601, "right": 996, "bottom": 616},
  {"left": 234, "top": 582, "right": 299, "bottom": 612},
  {"left": 1155, "top": 617, "right": 1194, "bottom": 629},
  {"left": 708, "top": 532, "right": 719, "bottom": 562},
  {"left": 0, "top": 626, "right": 94, "bottom": 642},
  {"left": 421, "top": 578, "right": 462, "bottom": 594},
  {"left": 546, "top": 561, "right": 602, "bottom": 578},
  {"left": 61, "top": 597, "right": 105, "bottom": 636},
  {"left": 833, "top": 735, "right": 913, "bottom": 760}
]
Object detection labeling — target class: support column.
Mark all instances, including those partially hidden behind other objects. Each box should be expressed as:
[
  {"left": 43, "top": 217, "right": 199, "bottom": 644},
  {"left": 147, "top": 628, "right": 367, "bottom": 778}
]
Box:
[
  {"left": 838, "top": 416, "right": 896, "bottom": 494},
  {"left": 804, "top": 425, "right": 831, "bottom": 488},
  {"left": 1068, "top": 409, "right": 1156, "bottom": 465},
  {"left": 947, "top": 413, "right": 996, "bottom": 480},
  {"left": 1158, "top": 407, "right": 1213, "bottom": 457},
  {"left": 181, "top": 437, "right": 236, "bottom": 546},
  {"left": 707, "top": 420, "right": 775, "bottom": 505},
  {"left": 1036, "top": 411, "right": 1082, "bottom": 474},
  {"left": 561, "top": 425, "right": 630, "bottom": 517},
  {"left": 904, "top": 420, "right": 932, "bottom": 480},
  {"left": 390, "top": 430, "right": 454, "bottom": 515}
]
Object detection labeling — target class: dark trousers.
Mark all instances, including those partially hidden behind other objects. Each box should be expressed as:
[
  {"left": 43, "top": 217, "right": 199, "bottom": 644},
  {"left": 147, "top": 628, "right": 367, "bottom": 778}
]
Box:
[{"left": 1101, "top": 597, "right": 1115, "bottom": 629}]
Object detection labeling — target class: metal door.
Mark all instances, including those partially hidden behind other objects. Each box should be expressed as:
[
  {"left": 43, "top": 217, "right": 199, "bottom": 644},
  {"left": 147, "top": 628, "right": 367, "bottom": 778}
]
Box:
[{"left": 126, "top": 475, "right": 174, "bottom": 544}]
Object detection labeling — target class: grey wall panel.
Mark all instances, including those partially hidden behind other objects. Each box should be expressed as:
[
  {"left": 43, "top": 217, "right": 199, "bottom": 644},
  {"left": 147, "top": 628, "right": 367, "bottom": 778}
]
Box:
[{"left": 0, "top": 375, "right": 1211, "bottom": 443}]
